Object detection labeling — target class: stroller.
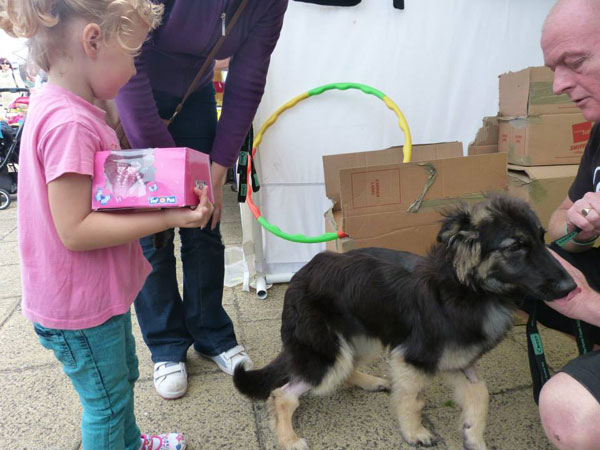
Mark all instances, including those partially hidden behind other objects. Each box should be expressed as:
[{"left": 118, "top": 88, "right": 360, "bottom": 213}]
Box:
[{"left": 0, "top": 87, "right": 28, "bottom": 210}]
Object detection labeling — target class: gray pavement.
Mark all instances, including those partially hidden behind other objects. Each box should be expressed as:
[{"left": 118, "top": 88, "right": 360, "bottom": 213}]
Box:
[{"left": 0, "top": 186, "right": 577, "bottom": 449}]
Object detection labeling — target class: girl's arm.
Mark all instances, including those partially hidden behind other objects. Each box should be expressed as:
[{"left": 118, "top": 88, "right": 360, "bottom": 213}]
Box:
[{"left": 48, "top": 173, "right": 212, "bottom": 251}]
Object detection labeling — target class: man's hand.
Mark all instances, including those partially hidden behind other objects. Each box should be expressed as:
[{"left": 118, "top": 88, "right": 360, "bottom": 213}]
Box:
[
  {"left": 210, "top": 161, "right": 228, "bottom": 230},
  {"left": 545, "top": 249, "right": 600, "bottom": 326},
  {"left": 566, "top": 192, "right": 600, "bottom": 240}
]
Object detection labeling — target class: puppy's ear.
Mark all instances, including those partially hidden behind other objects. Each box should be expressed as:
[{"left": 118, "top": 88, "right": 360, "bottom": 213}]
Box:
[
  {"left": 437, "top": 203, "right": 474, "bottom": 245},
  {"left": 438, "top": 204, "right": 481, "bottom": 284}
]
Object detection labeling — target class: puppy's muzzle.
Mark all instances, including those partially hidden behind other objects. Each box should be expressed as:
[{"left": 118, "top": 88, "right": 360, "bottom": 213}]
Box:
[{"left": 549, "top": 277, "right": 577, "bottom": 300}]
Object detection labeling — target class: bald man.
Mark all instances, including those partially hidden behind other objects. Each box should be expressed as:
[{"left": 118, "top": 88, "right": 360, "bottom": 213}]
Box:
[{"left": 532, "top": 0, "right": 600, "bottom": 448}]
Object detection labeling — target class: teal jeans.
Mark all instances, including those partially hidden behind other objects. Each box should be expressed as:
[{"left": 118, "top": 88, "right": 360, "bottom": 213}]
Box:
[{"left": 34, "top": 311, "right": 141, "bottom": 450}]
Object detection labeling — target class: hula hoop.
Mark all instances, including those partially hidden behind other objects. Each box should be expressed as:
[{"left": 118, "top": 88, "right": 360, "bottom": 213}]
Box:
[{"left": 246, "top": 82, "right": 412, "bottom": 244}]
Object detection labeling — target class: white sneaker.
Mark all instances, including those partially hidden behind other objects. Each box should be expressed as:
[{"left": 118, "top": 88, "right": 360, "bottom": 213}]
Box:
[
  {"left": 153, "top": 362, "right": 187, "bottom": 399},
  {"left": 199, "top": 345, "right": 253, "bottom": 375}
]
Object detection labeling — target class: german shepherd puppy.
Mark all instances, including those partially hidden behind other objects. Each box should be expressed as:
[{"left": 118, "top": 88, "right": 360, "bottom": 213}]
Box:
[{"left": 233, "top": 194, "right": 576, "bottom": 450}]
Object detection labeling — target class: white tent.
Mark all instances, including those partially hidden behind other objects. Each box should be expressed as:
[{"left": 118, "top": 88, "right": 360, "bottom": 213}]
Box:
[
  {"left": 242, "top": 0, "right": 554, "bottom": 293},
  {"left": 0, "top": 33, "right": 28, "bottom": 63}
]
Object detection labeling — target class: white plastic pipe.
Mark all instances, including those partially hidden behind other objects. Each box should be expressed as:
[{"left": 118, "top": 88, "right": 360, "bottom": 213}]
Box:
[
  {"left": 266, "top": 272, "right": 295, "bottom": 284},
  {"left": 255, "top": 275, "right": 268, "bottom": 300}
]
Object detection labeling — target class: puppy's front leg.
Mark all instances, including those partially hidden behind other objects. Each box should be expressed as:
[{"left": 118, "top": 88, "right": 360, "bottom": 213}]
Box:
[
  {"left": 389, "top": 353, "right": 435, "bottom": 446},
  {"left": 443, "top": 367, "right": 489, "bottom": 450},
  {"left": 268, "top": 381, "right": 311, "bottom": 450}
]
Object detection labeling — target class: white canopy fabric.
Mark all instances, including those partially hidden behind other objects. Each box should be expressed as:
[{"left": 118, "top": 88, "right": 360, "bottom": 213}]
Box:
[{"left": 242, "top": 0, "right": 554, "bottom": 282}]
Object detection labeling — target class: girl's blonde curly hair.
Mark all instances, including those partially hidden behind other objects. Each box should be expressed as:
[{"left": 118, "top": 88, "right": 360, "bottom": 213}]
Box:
[{"left": 0, "top": 0, "right": 163, "bottom": 71}]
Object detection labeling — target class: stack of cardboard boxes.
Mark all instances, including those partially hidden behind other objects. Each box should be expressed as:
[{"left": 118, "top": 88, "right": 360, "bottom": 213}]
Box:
[{"left": 497, "top": 66, "right": 592, "bottom": 230}]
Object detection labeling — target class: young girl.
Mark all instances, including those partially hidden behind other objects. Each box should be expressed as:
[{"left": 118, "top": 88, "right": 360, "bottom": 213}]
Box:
[{"left": 0, "top": 1, "right": 214, "bottom": 448}]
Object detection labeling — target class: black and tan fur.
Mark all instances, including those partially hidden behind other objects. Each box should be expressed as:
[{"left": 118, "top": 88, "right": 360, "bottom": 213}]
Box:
[{"left": 233, "top": 194, "right": 575, "bottom": 450}]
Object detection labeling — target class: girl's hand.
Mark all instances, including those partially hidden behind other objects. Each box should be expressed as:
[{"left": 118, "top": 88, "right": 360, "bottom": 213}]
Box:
[{"left": 164, "top": 186, "right": 214, "bottom": 229}]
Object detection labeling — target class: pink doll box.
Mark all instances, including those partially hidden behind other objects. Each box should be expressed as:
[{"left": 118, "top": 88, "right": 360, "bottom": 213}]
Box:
[{"left": 92, "top": 147, "right": 213, "bottom": 210}]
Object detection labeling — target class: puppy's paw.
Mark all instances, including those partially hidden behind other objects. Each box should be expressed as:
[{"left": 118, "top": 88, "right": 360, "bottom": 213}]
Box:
[
  {"left": 347, "top": 372, "right": 391, "bottom": 392},
  {"left": 463, "top": 441, "right": 487, "bottom": 450},
  {"left": 462, "top": 424, "right": 487, "bottom": 450},
  {"left": 402, "top": 427, "right": 436, "bottom": 447},
  {"left": 365, "top": 376, "right": 391, "bottom": 392},
  {"left": 279, "top": 437, "right": 309, "bottom": 450},
  {"left": 377, "top": 377, "right": 392, "bottom": 392}
]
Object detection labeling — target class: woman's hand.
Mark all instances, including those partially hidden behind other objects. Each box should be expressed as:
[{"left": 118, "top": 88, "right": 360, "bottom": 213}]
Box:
[{"left": 209, "top": 161, "right": 228, "bottom": 230}]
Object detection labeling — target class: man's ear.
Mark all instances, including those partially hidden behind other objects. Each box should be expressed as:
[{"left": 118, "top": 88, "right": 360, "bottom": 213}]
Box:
[{"left": 82, "top": 23, "right": 102, "bottom": 58}]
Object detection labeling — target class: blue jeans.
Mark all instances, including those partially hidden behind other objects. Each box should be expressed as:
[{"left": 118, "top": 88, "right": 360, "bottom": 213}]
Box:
[
  {"left": 134, "top": 83, "right": 237, "bottom": 362},
  {"left": 34, "top": 312, "right": 140, "bottom": 450}
]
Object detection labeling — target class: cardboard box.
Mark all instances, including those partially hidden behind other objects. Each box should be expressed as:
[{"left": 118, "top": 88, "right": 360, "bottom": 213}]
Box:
[
  {"left": 325, "top": 205, "right": 458, "bottom": 256},
  {"left": 499, "top": 113, "right": 591, "bottom": 166},
  {"left": 323, "top": 142, "right": 463, "bottom": 209},
  {"left": 92, "top": 147, "right": 213, "bottom": 210},
  {"left": 324, "top": 151, "right": 508, "bottom": 255},
  {"left": 499, "top": 66, "right": 579, "bottom": 117},
  {"left": 338, "top": 153, "right": 507, "bottom": 217},
  {"left": 468, "top": 116, "right": 500, "bottom": 156},
  {"left": 508, "top": 164, "right": 578, "bottom": 233}
]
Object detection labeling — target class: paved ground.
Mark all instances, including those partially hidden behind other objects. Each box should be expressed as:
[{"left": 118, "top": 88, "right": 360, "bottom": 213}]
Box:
[{"left": 0, "top": 186, "right": 577, "bottom": 449}]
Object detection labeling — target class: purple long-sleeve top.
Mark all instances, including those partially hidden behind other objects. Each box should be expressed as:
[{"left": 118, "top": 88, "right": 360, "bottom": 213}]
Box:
[{"left": 115, "top": 0, "right": 288, "bottom": 167}]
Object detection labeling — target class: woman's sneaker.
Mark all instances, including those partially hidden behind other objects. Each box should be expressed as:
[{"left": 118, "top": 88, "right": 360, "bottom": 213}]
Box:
[
  {"left": 140, "top": 432, "right": 186, "bottom": 449},
  {"left": 153, "top": 362, "right": 187, "bottom": 399},
  {"left": 198, "top": 345, "right": 253, "bottom": 375}
]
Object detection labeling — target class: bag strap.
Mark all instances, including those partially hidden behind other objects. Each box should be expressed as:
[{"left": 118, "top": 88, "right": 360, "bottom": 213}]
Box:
[{"left": 166, "top": 0, "right": 249, "bottom": 125}]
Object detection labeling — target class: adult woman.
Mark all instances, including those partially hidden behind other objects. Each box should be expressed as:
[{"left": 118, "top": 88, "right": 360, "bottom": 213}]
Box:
[{"left": 115, "top": 0, "right": 288, "bottom": 400}]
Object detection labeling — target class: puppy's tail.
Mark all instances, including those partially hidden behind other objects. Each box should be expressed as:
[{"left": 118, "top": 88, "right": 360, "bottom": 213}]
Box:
[{"left": 233, "top": 352, "right": 290, "bottom": 400}]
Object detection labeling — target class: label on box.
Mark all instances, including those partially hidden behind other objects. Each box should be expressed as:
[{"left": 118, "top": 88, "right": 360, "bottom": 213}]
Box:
[
  {"left": 350, "top": 169, "right": 401, "bottom": 209},
  {"left": 572, "top": 121, "right": 592, "bottom": 144}
]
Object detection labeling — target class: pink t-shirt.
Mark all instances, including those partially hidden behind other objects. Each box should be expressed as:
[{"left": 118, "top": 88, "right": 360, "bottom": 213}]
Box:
[{"left": 18, "top": 84, "right": 151, "bottom": 330}]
